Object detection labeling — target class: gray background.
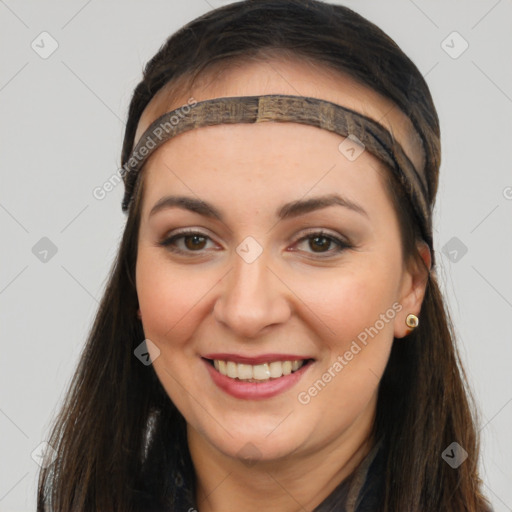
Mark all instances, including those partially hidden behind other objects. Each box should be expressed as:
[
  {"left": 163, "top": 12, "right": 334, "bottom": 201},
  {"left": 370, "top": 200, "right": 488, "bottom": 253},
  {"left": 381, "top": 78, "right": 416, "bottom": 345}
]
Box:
[{"left": 1, "top": 1, "right": 511, "bottom": 510}]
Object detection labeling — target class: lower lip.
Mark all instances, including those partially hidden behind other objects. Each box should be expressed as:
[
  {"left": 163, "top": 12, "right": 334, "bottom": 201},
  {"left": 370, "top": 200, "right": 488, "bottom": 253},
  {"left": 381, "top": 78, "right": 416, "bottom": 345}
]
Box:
[{"left": 203, "top": 359, "right": 313, "bottom": 400}]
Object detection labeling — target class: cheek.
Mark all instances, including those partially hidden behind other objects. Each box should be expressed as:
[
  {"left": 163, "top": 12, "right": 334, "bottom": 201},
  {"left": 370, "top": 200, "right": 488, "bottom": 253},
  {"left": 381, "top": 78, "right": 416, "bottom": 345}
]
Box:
[
  {"left": 289, "top": 261, "right": 400, "bottom": 403},
  {"left": 293, "top": 260, "right": 400, "bottom": 346},
  {"left": 135, "top": 250, "right": 213, "bottom": 413},
  {"left": 135, "top": 249, "right": 211, "bottom": 346}
]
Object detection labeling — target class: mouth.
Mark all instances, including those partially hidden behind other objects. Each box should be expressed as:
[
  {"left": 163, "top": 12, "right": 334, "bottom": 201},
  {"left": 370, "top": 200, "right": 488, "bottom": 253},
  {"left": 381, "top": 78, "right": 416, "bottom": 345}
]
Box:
[
  {"left": 206, "top": 358, "right": 312, "bottom": 382},
  {"left": 202, "top": 354, "right": 314, "bottom": 400}
]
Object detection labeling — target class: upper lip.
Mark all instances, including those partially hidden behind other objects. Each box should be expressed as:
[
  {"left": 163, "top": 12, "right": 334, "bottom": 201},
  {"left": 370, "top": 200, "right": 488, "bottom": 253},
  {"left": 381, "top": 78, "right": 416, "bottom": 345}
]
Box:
[{"left": 203, "top": 353, "right": 313, "bottom": 365}]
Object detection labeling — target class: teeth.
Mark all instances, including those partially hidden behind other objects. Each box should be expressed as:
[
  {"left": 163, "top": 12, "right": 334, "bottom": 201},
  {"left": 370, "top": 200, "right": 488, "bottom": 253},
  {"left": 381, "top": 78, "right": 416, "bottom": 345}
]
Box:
[
  {"left": 238, "top": 364, "right": 253, "bottom": 380},
  {"left": 269, "top": 361, "right": 283, "bottom": 378},
  {"left": 253, "top": 363, "right": 271, "bottom": 380},
  {"left": 226, "top": 361, "right": 237, "bottom": 378},
  {"left": 212, "top": 359, "right": 306, "bottom": 381}
]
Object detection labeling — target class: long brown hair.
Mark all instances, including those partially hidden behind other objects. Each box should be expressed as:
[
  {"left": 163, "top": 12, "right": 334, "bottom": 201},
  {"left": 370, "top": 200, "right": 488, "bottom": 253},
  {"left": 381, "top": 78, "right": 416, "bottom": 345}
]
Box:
[{"left": 37, "top": 1, "right": 492, "bottom": 510}]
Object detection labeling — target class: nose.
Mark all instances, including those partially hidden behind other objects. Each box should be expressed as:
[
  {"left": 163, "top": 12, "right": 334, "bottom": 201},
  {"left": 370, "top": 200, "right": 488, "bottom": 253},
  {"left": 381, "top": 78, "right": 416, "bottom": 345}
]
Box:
[{"left": 213, "top": 246, "right": 292, "bottom": 339}]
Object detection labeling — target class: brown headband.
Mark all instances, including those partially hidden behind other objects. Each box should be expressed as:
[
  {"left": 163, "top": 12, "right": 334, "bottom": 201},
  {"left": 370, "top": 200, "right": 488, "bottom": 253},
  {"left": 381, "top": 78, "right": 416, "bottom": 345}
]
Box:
[{"left": 121, "top": 94, "right": 433, "bottom": 259}]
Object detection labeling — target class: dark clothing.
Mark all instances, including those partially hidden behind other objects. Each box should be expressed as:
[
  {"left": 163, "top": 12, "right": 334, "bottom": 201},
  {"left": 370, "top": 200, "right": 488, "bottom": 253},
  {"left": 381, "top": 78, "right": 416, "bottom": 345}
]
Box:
[
  {"left": 134, "top": 426, "right": 492, "bottom": 512},
  {"left": 135, "top": 429, "right": 386, "bottom": 512},
  {"left": 312, "top": 440, "right": 385, "bottom": 512}
]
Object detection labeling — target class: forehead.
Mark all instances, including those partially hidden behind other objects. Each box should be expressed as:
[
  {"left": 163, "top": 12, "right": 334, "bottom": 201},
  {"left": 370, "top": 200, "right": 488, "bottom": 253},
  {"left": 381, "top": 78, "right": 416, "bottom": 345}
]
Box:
[
  {"left": 139, "top": 114, "right": 399, "bottom": 237},
  {"left": 134, "top": 55, "right": 425, "bottom": 174}
]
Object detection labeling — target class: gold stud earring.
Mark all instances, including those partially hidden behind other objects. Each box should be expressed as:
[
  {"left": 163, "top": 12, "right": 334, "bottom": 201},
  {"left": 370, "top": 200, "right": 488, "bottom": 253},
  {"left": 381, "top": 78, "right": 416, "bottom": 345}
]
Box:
[{"left": 405, "top": 314, "right": 419, "bottom": 329}]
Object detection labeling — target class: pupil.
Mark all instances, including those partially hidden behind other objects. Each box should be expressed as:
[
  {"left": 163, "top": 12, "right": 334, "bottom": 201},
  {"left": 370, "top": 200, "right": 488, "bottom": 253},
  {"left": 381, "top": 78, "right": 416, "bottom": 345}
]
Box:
[
  {"left": 185, "top": 235, "right": 206, "bottom": 250},
  {"left": 311, "top": 236, "right": 329, "bottom": 252}
]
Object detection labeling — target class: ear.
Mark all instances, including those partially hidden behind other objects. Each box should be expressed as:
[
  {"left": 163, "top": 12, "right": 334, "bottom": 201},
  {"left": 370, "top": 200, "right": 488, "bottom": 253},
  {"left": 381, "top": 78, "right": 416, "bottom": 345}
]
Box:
[
  {"left": 394, "top": 241, "right": 431, "bottom": 339},
  {"left": 136, "top": 307, "right": 142, "bottom": 320}
]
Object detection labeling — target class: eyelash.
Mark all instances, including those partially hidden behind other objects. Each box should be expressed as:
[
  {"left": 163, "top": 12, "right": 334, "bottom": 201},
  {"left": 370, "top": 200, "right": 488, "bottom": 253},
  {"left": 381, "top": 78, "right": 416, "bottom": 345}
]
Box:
[{"left": 158, "top": 228, "right": 352, "bottom": 259}]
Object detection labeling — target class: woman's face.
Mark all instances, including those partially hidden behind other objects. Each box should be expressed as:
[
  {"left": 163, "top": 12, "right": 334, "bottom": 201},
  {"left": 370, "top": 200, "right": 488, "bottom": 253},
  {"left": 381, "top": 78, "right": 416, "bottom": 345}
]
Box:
[{"left": 135, "top": 58, "right": 429, "bottom": 464}]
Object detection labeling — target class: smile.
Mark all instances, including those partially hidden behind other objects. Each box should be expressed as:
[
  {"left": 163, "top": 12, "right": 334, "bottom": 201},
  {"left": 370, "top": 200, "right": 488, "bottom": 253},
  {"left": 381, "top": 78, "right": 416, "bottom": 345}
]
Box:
[
  {"left": 203, "top": 355, "right": 314, "bottom": 400},
  {"left": 213, "top": 359, "right": 305, "bottom": 382}
]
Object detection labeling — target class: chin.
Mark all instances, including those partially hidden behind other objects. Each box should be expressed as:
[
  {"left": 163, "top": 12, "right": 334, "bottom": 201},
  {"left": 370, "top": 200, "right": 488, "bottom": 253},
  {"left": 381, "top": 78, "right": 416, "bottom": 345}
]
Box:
[{"left": 192, "top": 415, "right": 311, "bottom": 464}]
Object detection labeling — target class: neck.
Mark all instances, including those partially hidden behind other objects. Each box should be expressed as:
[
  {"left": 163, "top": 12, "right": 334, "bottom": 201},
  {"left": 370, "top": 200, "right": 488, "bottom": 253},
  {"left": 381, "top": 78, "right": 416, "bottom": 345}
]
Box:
[{"left": 188, "top": 408, "right": 376, "bottom": 512}]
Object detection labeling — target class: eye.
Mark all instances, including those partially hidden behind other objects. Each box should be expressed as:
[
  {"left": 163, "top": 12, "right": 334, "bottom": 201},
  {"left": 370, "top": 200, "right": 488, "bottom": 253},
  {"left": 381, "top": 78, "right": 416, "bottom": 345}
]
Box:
[
  {"left": 158, "top": 229, "right": 218, "bottom": 255},
  {"left": 293, "top": 230, "right": 352, "bottom": 257},
  {"left": 158, "top": 228, "right": 352, "bottom": 259}
]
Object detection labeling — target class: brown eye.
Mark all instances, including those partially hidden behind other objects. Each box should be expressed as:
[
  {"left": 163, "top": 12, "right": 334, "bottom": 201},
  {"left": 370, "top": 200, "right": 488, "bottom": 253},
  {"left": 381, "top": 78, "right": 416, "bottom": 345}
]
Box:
[
  {"left": 294, "top": 230, "right": 352, "bottom": 258},
  {"left": 183, "top": 234, "right": 207, "bottom": 250},
  {"left": 158, "top": 230, "right": 216, "bottom": 255},
  {"left": 309, "top": 235, "right": 333, "bottom": 252}
]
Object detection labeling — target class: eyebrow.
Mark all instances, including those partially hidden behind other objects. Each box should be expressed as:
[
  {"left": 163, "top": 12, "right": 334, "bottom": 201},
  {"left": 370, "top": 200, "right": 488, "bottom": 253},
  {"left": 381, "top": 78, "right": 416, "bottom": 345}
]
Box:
[{"left": 149, "top": 193, "right": 369, "bottom": 221}]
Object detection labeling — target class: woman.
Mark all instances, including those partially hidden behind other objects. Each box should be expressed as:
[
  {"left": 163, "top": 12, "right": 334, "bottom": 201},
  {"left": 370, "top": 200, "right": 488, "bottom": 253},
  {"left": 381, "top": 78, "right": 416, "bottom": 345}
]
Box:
[{"left": 37, "top": 1, "right": 492, "bottom": 510}]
